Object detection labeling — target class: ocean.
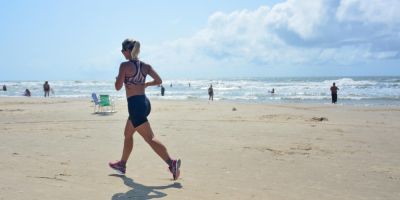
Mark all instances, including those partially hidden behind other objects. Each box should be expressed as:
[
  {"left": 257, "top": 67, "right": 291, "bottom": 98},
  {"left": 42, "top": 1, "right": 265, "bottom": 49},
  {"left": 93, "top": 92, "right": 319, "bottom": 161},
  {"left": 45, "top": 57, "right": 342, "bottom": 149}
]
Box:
[{"left": 1, "top": 76, "right": 400, "bottom": 106}]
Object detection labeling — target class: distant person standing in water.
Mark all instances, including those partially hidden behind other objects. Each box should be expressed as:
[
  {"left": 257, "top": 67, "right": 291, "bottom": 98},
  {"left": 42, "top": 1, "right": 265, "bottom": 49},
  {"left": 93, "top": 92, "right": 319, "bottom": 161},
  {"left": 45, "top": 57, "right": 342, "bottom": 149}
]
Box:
[
  {"left": 161, "top": 85, "right": 165, "bottom": 96},
  {"left": 43, "top": 81, "right": 50, "bottom": 97},
  {"left": 110, "top": 38, "right": 181, "bottom": 180},
  {"left": 330, "top": 82, "right": 339, "bottom": 104},
  {"left": 208, "top": 84, "right": 214, "bottom": 101},
  {"left": 2, "top": 85, "right": 6, "bottom": 91}
]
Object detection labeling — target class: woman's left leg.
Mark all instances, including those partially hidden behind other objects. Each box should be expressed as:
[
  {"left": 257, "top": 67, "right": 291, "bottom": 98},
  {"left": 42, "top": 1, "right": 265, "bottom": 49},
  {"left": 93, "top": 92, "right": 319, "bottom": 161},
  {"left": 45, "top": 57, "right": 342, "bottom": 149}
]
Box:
[
  {"left": 109, "top": 119, "right": 136, "bottom": 174},
  {"left": 121, "top": 119, "right": 136, "bottom": 162}
]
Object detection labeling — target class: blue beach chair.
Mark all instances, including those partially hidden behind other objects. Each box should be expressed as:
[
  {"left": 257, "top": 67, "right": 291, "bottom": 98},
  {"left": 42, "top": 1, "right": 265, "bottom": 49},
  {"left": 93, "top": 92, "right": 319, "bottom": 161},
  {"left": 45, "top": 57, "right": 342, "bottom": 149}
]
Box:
[{"left": 91, "top": 93, "right": 100, "bottom": 113}]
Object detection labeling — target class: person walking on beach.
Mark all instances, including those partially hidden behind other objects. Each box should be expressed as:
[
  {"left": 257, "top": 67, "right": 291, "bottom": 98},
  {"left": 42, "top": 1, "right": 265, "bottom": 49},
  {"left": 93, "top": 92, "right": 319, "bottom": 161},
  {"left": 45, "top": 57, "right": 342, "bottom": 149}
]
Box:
[
  {"left": 208, "top": 84, "right": 214, "bottom": 101},
  {"left": 43, "top": 81, "right": 50, "bottom": 97},
  {"left": 110, "top": 38, "right": 181, "bottom": 180},
  {"left": 330, "top": 82, "right": 339, "bottom": 104},
  {"left": 161, "top": 85, "right": 165, "bottom": 96}
]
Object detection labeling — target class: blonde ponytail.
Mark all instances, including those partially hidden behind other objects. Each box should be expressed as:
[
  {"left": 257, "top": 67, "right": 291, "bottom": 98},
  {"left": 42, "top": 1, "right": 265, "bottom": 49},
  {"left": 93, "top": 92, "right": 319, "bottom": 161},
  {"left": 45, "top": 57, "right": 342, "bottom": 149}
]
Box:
[{"left": 130, "top": 41, "right": 140, "bottom": 60}]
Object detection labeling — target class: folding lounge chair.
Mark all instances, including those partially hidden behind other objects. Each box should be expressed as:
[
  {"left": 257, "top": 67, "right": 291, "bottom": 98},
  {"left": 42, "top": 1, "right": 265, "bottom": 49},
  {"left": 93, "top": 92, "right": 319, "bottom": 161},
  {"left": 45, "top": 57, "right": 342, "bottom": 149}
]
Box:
[{"left": 99, "top": 94, "right": 116, "bottom": 113}]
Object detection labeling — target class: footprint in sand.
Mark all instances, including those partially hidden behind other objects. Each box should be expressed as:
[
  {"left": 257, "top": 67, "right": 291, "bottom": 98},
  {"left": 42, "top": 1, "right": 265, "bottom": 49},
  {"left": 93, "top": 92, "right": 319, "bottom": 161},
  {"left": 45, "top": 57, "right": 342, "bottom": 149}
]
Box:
[{"left": 310, "top": 117, "right": 328, "bottom": 122}]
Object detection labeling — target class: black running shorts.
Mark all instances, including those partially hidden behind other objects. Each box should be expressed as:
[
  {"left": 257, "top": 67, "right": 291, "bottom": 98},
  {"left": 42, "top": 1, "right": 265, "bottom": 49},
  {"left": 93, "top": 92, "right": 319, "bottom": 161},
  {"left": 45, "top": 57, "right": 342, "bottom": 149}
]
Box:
[{"left": 127, "top": 95, "right": 151, "bottom": 127}]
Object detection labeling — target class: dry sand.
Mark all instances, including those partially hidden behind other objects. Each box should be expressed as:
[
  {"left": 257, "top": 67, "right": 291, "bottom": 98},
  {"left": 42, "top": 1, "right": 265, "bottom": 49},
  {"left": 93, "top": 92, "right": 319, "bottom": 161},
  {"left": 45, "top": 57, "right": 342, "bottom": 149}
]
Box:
[{"left": 0, "top": 97, "right": 400, "bottom": 200}]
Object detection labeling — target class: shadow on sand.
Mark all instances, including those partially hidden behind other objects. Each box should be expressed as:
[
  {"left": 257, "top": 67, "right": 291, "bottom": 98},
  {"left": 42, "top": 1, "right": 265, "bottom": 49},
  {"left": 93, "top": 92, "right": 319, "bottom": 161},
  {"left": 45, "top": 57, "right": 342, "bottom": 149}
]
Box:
[
  {"left": 110, "top": 174, "right": 182, "bottom": 200},
  {"left": 92, "top": 111, "right": 116, "bottom": 116}
]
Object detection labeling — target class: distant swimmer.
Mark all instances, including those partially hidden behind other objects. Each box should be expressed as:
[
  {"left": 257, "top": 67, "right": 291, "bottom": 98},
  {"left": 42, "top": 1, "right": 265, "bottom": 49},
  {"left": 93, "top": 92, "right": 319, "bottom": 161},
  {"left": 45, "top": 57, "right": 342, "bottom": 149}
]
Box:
[
  {"left": 208, "top": 84, "right": 214, "bottom": 101},
  {"left": 2, "top": 85, "right": 6, "bottom": 91},
  {"left": 24, "top": 89, "right": 31, "bottom": 97},
  {"left": 269, "top": 88, "right": 275, "bottom": 94},
  {"left": 330, "top": 82, "right": 339, "bottom": 104}
]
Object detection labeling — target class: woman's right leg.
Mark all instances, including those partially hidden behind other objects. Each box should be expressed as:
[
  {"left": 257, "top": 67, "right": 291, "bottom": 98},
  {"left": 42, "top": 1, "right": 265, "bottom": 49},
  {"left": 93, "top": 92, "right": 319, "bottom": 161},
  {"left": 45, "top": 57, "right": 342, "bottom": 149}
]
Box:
[{"left": 121, "top": 119, "right": 136, "bottom": 162}]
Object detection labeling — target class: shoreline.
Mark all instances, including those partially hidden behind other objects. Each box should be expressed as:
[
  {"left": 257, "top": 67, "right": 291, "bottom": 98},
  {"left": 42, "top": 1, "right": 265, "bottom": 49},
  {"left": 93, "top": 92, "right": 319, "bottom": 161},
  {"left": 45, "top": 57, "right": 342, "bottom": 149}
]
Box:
[{"left": 1, "top": 96, "right": 399, "bottom": 109}]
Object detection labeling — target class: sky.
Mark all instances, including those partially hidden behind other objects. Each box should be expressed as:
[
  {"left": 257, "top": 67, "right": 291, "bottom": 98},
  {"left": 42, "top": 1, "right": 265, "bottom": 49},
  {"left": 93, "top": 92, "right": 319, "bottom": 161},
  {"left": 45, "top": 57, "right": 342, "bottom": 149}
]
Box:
[{"left": 0, "top": 0, "right": 400, "bottom": 81}]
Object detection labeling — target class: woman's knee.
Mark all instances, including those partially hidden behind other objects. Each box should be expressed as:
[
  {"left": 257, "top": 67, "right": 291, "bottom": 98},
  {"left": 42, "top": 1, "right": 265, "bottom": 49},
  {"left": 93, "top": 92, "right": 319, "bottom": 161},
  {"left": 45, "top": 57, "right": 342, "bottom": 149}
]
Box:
[
  {"left": 124, "top": 132, "right": 134, "bottom": 139},
  {"left": 124, "top": 120, "right": 135, "bottom": 137},
  {"left": 142, "top": 134, "right": 155, "bottom": 143}
]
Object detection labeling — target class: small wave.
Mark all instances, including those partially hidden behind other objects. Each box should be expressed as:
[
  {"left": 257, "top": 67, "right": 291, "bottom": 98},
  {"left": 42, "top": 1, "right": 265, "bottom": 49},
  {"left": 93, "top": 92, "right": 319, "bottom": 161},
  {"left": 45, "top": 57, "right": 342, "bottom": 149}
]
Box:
[
  {"left": 282, "top": 96, "right": 330, "bottom": 100},
  {"left": 323, "top": 78, "right": 377, "bottom": 86},
  {"left": 214, "top": 87, "right": 241, "bottom": 91}
]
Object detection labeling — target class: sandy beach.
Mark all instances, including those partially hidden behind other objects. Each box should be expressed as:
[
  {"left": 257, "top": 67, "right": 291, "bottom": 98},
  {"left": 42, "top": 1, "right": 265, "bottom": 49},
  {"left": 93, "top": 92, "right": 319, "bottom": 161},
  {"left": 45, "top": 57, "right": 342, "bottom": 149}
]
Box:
[{"left": 1, "top": 97, "right": 400, "bottom": 200}]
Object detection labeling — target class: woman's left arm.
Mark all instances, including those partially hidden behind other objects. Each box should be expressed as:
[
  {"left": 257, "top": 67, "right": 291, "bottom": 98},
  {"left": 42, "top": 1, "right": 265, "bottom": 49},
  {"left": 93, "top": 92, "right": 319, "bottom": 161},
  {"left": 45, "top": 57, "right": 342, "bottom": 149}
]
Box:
[{"left": 145, "top": 65, "right": 162, "bottom": 87}]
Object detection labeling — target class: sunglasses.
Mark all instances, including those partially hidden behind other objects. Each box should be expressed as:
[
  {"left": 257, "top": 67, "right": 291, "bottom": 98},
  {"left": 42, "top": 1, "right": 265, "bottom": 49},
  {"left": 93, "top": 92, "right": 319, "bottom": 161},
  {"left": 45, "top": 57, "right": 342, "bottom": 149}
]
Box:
[{"left": 121, "top": 41, "right": 136, "bottom": 52}]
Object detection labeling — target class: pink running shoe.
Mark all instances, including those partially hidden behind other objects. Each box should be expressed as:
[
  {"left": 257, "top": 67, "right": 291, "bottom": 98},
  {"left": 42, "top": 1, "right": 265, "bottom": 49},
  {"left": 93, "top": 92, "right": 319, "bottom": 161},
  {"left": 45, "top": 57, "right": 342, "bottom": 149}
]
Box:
[
  {"left": 169, "top": 159, "right": 181, "bottom": 180},
  {"left": 109, "top": 160, "right": 126, "bottom": 174}
]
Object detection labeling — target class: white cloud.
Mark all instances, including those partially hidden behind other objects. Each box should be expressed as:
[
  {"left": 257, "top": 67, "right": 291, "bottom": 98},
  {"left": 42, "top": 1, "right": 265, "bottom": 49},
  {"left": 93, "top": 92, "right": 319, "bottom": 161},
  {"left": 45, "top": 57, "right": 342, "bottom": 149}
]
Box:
[
  {"left": 266, "top": 0, "right": 327, "bottom": 39},
  {"left": 144, "top": 0, "right": 400, "bottom": 75},
  {"left": 336, "top": 0, "right": 400, "bottom": 24}
]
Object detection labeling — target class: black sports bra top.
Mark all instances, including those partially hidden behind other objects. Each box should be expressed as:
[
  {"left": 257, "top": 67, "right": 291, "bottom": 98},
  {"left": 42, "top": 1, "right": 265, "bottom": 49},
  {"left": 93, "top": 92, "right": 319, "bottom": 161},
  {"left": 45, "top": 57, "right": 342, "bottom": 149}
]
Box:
[{"left": 124, "top": 60, "right": 146, "bottom": 85}]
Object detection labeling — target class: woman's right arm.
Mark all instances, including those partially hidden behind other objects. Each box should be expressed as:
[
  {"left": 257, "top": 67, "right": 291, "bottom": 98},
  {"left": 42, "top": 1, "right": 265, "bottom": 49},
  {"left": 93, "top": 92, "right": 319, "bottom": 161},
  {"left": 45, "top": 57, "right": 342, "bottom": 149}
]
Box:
[{"left": 115, "top": 63, "right": 124, "bottom": 91}]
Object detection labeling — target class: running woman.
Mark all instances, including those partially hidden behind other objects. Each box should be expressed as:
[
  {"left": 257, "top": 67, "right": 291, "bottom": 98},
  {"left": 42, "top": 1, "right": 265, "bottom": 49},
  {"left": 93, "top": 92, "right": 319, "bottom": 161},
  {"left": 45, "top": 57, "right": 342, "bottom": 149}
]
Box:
[{"left": 109, "top": 38, "right": 181, "bottom": 180}]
